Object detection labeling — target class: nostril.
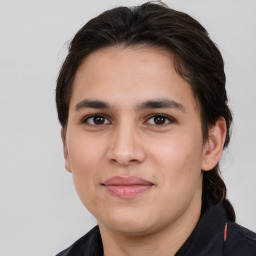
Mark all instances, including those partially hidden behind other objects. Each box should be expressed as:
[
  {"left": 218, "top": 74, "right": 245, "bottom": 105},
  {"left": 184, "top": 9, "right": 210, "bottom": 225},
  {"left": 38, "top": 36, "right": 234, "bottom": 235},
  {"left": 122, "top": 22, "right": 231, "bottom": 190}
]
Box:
[{"left": 110, "top": 157, "right": 139, "bottom": 166}]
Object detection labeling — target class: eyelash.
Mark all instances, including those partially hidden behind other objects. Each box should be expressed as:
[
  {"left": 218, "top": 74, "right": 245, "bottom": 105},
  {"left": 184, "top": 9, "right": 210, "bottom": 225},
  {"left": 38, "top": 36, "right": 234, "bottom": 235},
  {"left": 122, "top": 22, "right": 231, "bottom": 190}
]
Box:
[{"left": 81, "top": 114, "right": 175, "bottom": 127}]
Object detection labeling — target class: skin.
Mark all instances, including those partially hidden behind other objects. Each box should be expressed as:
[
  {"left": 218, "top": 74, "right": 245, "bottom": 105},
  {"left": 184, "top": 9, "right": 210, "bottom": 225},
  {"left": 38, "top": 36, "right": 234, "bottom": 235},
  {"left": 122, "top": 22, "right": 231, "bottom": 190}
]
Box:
[{"left": 62, "top": 46, "right": 226, "bottom": 256}]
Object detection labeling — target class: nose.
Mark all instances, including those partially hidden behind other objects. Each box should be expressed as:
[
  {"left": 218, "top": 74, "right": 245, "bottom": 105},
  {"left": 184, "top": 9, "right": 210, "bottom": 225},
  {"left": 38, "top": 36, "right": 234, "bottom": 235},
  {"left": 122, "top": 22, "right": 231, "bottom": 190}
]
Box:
[{"left": 106, "top": 122, "right": 146, "bottom": 166}]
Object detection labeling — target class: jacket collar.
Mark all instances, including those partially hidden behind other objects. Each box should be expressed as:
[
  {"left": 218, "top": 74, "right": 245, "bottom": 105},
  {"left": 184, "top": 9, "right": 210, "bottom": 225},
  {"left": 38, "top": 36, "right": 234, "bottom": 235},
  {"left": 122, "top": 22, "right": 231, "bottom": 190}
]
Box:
[{"left": 175, "top": 203, "right": 229, "bottom": 255}]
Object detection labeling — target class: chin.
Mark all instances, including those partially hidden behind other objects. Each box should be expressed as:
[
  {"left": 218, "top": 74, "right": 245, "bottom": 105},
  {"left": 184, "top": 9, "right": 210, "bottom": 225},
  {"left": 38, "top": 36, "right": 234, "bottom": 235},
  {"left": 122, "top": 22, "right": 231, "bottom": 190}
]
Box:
[
  {"left": 97, "top": 208, "right": 160, "bottom": 237},
  {"left": 107, "top": 221, "right": 154, "bottom": 237}
]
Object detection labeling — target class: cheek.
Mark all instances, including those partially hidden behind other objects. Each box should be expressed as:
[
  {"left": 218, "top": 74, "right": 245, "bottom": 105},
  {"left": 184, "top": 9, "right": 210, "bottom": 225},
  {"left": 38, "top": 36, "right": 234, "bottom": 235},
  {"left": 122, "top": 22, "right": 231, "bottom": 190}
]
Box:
[
  {"left": 151, "top": 132, "right": 204, "bottom": 191},
  {"left": 68, "top": 133, "right": 105, "bottom": 171},
  {"left": 67, "top": 133, "right": 106, "bottom": 203},
  {"left": 154, "top": 131, "right": 203, "bottom": 164}
]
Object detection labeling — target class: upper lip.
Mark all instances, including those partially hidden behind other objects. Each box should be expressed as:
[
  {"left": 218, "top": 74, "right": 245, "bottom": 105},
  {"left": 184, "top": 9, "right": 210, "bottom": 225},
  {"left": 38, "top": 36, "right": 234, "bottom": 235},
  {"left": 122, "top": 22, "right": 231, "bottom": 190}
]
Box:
[{"left": 103, "top": 176, "right": 153, "bottom": 186}]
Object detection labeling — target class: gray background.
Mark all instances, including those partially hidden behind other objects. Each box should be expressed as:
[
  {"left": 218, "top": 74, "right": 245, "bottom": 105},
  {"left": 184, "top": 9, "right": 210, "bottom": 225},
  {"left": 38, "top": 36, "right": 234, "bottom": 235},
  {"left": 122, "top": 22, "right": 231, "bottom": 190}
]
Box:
[{"left": 0, "top": 0, "right": 255, "bottom": 255}]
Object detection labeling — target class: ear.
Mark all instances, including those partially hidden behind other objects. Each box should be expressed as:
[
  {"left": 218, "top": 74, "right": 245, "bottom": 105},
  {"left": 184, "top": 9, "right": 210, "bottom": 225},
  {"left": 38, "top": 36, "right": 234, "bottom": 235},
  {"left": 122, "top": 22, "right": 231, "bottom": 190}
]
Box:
[
  {"left": 201, "top": 117, "right": 227, "bottom": 171},
  {"left": 61, "top": 129, "right": 72, "bottom": 173}
]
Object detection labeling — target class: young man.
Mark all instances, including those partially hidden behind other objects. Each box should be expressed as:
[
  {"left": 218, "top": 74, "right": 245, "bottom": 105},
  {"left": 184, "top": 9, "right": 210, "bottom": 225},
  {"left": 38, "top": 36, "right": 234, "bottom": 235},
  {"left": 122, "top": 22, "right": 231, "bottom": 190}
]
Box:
[{"left": 56, "top": 2, "right": 256, "bottom": 255}]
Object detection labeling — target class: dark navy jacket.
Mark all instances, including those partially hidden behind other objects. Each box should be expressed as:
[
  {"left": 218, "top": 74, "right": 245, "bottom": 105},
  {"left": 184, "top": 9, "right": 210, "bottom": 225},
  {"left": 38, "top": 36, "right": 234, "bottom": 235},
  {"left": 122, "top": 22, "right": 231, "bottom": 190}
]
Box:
[{"left": 57, "top": 204, "right": 256, "bottom": 255}]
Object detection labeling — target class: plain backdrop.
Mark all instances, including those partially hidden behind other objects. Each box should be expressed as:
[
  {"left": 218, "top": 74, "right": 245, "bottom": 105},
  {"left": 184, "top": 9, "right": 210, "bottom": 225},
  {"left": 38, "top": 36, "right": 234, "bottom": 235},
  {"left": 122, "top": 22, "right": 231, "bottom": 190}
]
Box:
[{"left": 0, "top": 0, "right": 256, "bottom": 255}]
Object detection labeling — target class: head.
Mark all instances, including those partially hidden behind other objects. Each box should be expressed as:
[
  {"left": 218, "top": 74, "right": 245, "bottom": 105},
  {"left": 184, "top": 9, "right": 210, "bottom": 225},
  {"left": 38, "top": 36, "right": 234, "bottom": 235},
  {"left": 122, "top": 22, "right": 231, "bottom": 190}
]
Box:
[{"left": 56, "top": 1, "right": 235, "bottom": 231}]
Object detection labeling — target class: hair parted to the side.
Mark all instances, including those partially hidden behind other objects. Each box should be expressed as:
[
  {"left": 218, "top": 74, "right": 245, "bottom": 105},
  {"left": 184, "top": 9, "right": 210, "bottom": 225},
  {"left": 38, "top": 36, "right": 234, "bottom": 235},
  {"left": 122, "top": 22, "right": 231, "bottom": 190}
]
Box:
[{"left": 56, "top": 1, "right": 235, "bottom": 221}]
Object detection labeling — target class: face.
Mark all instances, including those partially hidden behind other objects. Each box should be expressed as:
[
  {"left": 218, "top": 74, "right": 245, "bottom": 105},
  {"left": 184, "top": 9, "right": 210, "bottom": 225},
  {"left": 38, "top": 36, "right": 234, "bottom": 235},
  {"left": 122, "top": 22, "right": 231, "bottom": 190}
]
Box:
[{"left": 63, "top": 46, "right": 213, "bottom": 236}]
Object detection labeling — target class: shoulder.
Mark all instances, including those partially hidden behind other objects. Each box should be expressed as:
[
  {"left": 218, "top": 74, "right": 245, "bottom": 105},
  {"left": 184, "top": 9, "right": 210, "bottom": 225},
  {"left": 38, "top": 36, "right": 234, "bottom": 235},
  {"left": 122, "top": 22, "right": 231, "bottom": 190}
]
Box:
[
  {"left": 56, "top": 226, "right": 103, "bottom": 256},
  {"left": 224, "top": 222, "right": 256, "bottom": 255}
]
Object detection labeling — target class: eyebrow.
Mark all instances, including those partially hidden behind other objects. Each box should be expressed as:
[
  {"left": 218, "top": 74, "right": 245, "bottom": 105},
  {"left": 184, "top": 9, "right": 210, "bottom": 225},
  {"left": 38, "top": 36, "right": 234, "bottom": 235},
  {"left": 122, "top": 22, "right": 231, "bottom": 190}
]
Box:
[
  {"left": 136, "top": 99, "right": 185, "bottom": 112},
  {"left": 75, "top": 98, "right": 185, "bottom": 112},
  {"left": 75, "top": 100, "right": 110, "bottom": 110}
]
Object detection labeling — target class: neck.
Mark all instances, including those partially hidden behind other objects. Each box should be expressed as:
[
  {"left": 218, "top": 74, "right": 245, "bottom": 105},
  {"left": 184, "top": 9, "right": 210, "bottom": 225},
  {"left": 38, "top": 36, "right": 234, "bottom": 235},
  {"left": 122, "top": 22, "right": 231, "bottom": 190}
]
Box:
[{"left": 99, "top": 197, "right": 201, "bottom": 256}]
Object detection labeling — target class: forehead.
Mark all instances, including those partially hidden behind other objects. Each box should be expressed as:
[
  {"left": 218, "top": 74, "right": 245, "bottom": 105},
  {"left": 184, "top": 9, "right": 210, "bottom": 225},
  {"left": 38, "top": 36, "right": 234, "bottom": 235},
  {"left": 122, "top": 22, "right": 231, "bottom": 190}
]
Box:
[{"left": 70, "top": 46, "right": 199, "bottom": 113}]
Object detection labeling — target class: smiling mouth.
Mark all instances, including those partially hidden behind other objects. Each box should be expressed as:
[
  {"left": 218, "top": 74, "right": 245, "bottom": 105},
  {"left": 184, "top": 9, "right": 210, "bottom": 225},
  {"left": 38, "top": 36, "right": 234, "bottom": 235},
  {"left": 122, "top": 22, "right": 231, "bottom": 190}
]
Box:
[{"left": 102, "top": 176, "right": 154, "bottom": 199}]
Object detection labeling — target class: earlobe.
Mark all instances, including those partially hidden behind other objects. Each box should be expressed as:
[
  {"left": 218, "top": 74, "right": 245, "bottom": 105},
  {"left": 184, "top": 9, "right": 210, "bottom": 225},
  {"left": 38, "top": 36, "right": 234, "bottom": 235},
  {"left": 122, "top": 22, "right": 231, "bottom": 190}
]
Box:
[
  {"left": 61, "top": 129, "right": 72, "bottom": 173},
  {"left": 201, "top": 117, "right": 227, "bottom": 171}
]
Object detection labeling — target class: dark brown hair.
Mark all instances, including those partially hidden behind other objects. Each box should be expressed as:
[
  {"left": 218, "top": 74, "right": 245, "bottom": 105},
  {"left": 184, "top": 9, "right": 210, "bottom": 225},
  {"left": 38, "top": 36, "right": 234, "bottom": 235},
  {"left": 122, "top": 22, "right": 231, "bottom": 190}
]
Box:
[{"left": 56, "top": 1, "right": 235, "bottom": 220}]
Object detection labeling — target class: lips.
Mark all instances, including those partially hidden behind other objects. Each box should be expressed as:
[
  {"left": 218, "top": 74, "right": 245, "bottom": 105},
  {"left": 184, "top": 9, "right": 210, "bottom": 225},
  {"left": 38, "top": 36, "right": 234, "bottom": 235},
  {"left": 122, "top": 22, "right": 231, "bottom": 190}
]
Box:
[{"left": 102, "top": 176, "right": 153, "bottom": 198}]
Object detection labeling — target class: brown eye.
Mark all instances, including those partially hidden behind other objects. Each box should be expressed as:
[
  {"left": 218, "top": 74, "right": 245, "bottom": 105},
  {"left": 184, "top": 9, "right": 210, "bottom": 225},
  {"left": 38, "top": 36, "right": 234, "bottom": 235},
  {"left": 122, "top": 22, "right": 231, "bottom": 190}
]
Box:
[
  {"left": 93, "top": 116, "right": 105, "bottom": 124},
  {"left": 85, "top": 115, "right": 110, "bottom": 125},
  {"left": 147, "top": 115, "right": 174, "bottom": 126},
  {"left": 154, "top": 115, "right": 166, "bottom": 125}
]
